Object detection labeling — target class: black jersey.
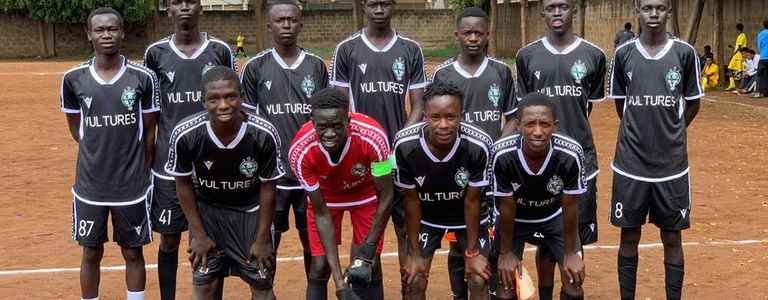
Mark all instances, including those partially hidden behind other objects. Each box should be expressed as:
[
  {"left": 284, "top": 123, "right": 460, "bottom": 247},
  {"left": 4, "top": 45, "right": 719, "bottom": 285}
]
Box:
[
  {"left": 430, "top": 56, "right": 517, "bottom": 140},
  {"left": 164, "top": 112, "right": 284, "bottom": 210},
  {"left": 240, "top": 48, "right": 329, "bottom": 188},
  {"left": 608, "top": 38, "right": 703, "bottom": 181},
  {"left": 331, "top": 31, "right": 427, "bottom": 142},
  {"left": 516, "top": 37, "right": 606, "bottom": 179},
  {"left": 144, "top": 33, "right": 236, "bottom": 180},
  {"left": 393, "top": 122, "right": 493, "bottom": 228},
  {"left": 492, "top": 134, "right": 587, "bottom": 223},
  {"left": 60, "top": 56, "right": 160, "bottom": 205}
]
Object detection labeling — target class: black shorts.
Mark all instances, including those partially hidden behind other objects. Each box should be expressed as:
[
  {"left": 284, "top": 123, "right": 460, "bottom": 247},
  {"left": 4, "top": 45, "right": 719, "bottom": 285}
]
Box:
[
  {"left": 610, "top": 172, "right": 691, "bottom": 230},
  {"left": 71, "top": 194, "right": 152, "bottom": 248},
  {"left": 417, "top": 221, "right": 491, "bottom": 257},
  {"left": 150, "top": 175, "right": 188, "bottom": 234},
  {"left": 579, "top": 177, "right": 598, "bottom": 245},
  {"left": 273, "top": 185, "right": 308, "bottom": 233},
  {"left": 494, "top": 214, "right": 581, "bottom": 265},
  {"left": 193, "top": 201, "right": 275, "bottom": 289}
]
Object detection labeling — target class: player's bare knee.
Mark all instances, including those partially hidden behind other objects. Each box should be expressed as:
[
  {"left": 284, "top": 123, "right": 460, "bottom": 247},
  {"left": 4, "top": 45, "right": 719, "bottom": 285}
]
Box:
[
  {"left": 160, "top": 232, "right": 181, "bottom": 252},
  {"left": 308, "top": 257, "right": 330, "bottom": 280},
  {"left": 406, "top": 275, "right": 428, "bottom": 295},
  {"left": 82, "top": 245, "right": 104, "bottom": 263},
  {"left": 120, "top": 246, "right": 144, "bottom": 263},
  {"left": 466, "top": 274, "right": 487, "bottom": 292}
]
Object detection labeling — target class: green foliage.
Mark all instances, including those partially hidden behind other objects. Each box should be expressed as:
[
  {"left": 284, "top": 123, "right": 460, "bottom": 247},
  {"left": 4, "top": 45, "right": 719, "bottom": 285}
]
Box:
[
  {"left": 0, "top": 0, "right": 154, "bottom": 24},
  {"left": 447, "top": 0, "right": 489, "bottom": 12}
]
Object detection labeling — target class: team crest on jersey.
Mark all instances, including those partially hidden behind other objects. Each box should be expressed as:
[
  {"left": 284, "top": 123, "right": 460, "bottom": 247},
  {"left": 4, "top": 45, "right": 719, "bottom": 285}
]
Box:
[
  {"left": 165, "top": 71, "right": 175, "bottom": 83},
  {"left": 351, "top": 163, "right": 366, "bottom": 177},
  {"left": 121, "top": 87, "right": 137, "bottom": 110},
  {"left": 202, "top": 62, "right": 215, "bottom": 76},
  {"left": 264, "top": 80, "right": 272, "bottom": 90},
  {"left": 392, "top": 57, "right": 406, "bottom": 81},
  {"left": 454, "top": 167, "right": 469, "bottom": 188},
  {"left": 665, "top": 67, "right": 682, "bottom": 91},
  {"left": 534, "top": 70, "right": 541, "bottom": 80},
  {"left": 570, "top": 60, "right": 587, "bottom": 84},
  {"left": 487, "top": 83, "right": 501, "bottom": 107},
  {"left": 82, "top": 96, "right": 93, "bottom": 109},
  {"left": 302, "top": 75, "right": 315, "bottom": 97},
  {"left": 239, "top": 157, "right": 258, "bottom": 178},
  {"left": 358, "top": 64, "right": 368, "bottom": 74},
  {"left": 546, "top": 175, "right": 564, "bottom": 194}
]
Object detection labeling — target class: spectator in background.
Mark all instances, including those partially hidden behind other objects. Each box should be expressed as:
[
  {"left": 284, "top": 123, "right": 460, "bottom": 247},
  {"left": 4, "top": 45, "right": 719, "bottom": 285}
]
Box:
[
  {"left": 736, "top": 48, "right": 760, "bottom": 95},
  {"left": 235, "top": 32, "right": 247, "bottom": 58},
  {"left": 755, "top": 19, "right": 768, "bottom": 98},
  {"left": 614, "top": 22, "right": 635, "bottom": 48},
  {"left": 700, "top": 45, "right": 714, "bottom": 70},
  {"left": 726, "top": 24, "right": 748, "bottom": 90},
  {"left": 701, "top": 56, "right": 720, "bottom": 92}
]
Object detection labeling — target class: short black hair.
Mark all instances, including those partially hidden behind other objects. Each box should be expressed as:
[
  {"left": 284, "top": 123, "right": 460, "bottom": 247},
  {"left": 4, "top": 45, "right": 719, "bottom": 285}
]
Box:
[
  {"left": 424, "top": 81, "right": 463, "bottom": 107},
  {"left": 87, "top": 7, "right": 124, "bottom": 30},
  {"left": 268, "top": 0, "right": 301, "bottom": 16},
  {"left": 625, "top": 22, "right": 632, "bottom": 30},
  {"left": 310, "top": 88, "right": 349, "bottom": 112},
  {"left": 456, "top": 7, "right": 488, "bottom": 26},
  {"left": 703, "top": 45, "right": 712, "bottom": 52},
  {"left": 518, "top": 93, "right": 556, "bottom": 121},
  {"left": 201, "top": 66, "right": 241, "bottom": 95},
  {"left": 634, "top": 0, "right": 671, "bottom": 8},
  {"left": 736, "top": 23, "right": 744, "bottom": 31},
  {"left": 764, "top": 18, "right": 768, "bottom": 29}
]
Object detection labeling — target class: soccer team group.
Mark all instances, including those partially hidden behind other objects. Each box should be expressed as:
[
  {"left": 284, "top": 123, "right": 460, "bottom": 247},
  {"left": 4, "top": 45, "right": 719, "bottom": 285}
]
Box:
[{"left": 60, "top": 0, "right": 702, "bottom": 299}]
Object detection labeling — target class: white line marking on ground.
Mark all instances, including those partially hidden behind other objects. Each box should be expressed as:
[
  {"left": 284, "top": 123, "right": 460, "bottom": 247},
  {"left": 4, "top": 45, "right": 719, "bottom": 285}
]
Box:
[
  {"left": 0, "top": 239, "right": 763, "bottom": 276},
  {"left": 0, "top": 72, "right": 63, "bottom": 76},
  {"left": 705, "top": 98, "right": 768, "bottom": 111}
]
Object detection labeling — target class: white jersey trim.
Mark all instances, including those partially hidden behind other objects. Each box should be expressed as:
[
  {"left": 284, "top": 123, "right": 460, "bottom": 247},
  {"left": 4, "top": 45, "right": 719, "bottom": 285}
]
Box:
[
  {"left": 563, "top": 188, "right": 587, "bottom": 195},
  {"left": 452, "top": 57, "right": 489, "bottom": 79},
  {"left": 517, "top": 141, "right": 553, "bottom": 176},
  {"left": 89, "top": 56, "right": 127, "bottom": 85},
  {"left": 634, "top": 38, "right": 674, "bottom": 61},
  {"left": 419, "top": 129, "right": 461, "bottom": 163},
  {"left": 361, "top": 30, "right": 399, "bottom": 52},
  {"left": 611, "top": 162, "right": 689, "bottom": 182},
  {"left": 326, "top": 195, "right": 377, "bottom": 208},
  {"left": 169, "top": 33, "right": 211, "bottom": 60},
  {"left": 72, "top": 185, "right": 152, "bottom": 206},
  {"left": 394, "top": 181, "right": 416, "bottom": 189},
  {"left": 515, "top": 208, "right": 562, "bottom": 223},
  {"left": 302, "top": 182, "right": 320, "bottom": 192},
  {"left": 319, "top": 137, "right": 351, "bottom": 167},
  {"left": 206, "top": 121, "right": 247, "bottom": 149},
  {"left": 330, "top": 80, "right": 350, "bottom": 88},
  {"left": 151, "top": 170, "right": 175, "bottom": 181},
  {"left": 271, "top": 49, "right": 307, "bottom": 70},
  {"left": 277, "top": 185, "right": 304, "bottom": 190},
  {"left": 166, "top": 169, "right": 193, "bottom": 177},
  {"left": 469, "top": 180, "right": 489, "bottom": 187},
  {"left": 542, "top": 37, "right": 583, "bottom": 55},
  {"left": 61, "top": 108, "right": 81, "bottom": 114},
  {"left": 260, "top": 172, "right": 285, "bottom": 182},
  {"left": 420, "top": 215, "right": 491, "bottom": 229},
  {"left": 409, "top": 81, "right": 427, "bottom": 89}
]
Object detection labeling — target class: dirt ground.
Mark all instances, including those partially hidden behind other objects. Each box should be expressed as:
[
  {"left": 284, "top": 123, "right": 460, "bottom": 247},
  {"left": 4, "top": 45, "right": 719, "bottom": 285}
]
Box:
[{"left": 0, "top": 60, "right": 766, "bottom": 299}]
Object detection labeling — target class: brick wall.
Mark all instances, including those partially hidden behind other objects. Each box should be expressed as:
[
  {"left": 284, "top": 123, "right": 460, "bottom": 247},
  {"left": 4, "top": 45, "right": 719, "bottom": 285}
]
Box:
[{"left": 0, "top": 13, "right": 46, "bottom": 58}]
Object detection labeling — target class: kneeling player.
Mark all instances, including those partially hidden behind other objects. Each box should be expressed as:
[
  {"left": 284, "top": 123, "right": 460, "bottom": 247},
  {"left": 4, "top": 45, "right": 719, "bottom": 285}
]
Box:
[
  {"left": 165, "top": 67, "right": 281, "bottom": 299},
  {"left": 288, "top": 88, "right": 395, "bottom": 300},
  {"left": 493, "top": 93, "right": 585, "bottom": 299},
  {"left": 397, "top": 82, "right": 494, "bottom": 300}
]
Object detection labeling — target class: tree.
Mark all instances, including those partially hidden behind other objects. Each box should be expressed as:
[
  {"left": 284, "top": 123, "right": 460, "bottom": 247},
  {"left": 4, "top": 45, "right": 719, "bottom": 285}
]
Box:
[
  {"left": 669, "top": 0, "right": 680, "bottom": 37},
  {"left": 0, "top": 0, "right": 154, "bottom": 24},
  {"left": 685, "top": 0, "right": 706, "bottom": 45}
]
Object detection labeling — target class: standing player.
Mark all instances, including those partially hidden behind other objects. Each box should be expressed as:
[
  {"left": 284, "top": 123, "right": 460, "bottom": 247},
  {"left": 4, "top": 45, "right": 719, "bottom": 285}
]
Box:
[
  {"left": 61, "top": 8, "right": 159, "bottom": 300},
  {"left": 143, "top": 1, "right": 236, "bottom": 298},
  {"left": 502, "top": 1, "right": 606, "bottom": 297},
  {"left": 493, "top": 94, "right": 586, "bottom": 300},
  {"left": 289, "top": 88, "right": 395, "bottom": 300},
  {"left": 430, "top": 8, "right": 516, "bottom": 299},
  {"left": 396, "top": 82, "right": 494, "bottom": 300},
  {"left": 330, "top": 0, "right": 428, "bottom": 282},
  {"left": 609, "top": 0, "right": 702, "bottom": 299},
  {"left": 165, "top": 67, "right": 282, "bottom": 299},
  {"left": 240, "top": 0, "right": 329, "bottom": 279}
]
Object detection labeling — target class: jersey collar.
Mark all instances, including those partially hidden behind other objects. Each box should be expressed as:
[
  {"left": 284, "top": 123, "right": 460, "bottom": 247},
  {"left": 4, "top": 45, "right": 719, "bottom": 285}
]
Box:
[
  {"left": 205, "top": 120, "right": 247, "bottom": 149},
  {"left": 89, "top": 55, "right": 127, "bottom": 85},
  {"left": 169, "top": 32, "right": 210, "bottom": 60},
  {"left": 634, "top": 38, "right": 674, "bottom": 60},
  {"left": 541, "top": 36, "right": 582, "bottom": 55},
  {"left": 319, "top": 137, "right": 351, "bottom": 167},
  {"left": 270, "top": 48, "right": 307, "bottom": 70},
  {"left": 361, "top": 30, "right": 398, "bottom": 52},
  {"left": 516, "top": 136, "right": 554, "bottom": 176},
  {"left": 419, "top": 125, "right": 461, "bottom": 163},
  {"left": 452, "top": 56, "right": 489, "bottom": 79}
]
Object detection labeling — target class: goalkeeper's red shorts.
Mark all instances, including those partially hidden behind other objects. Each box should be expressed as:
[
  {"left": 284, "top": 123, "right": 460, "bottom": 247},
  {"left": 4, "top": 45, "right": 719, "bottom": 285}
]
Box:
[{"left": 306, "top": 199, "right": 385, "bottom": 257}]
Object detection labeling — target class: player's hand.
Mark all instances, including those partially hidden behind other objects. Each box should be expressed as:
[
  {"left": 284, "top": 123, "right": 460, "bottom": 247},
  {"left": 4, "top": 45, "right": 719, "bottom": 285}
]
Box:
[
  {"left": 403, "top": 255, "right": 428, "bottom": 286},
  {"left": 188, "top": 234, "right": 216, "bottom": 273},
  {"left": 563, "top": 252, "right": 585, "bottom": 286},
  {"left": 465, "top": 253, "right": 492, "bottom": 281},
  {"left": 345, "top": 240, "right": 378, "bottom": 286},
  {"left": 497, "top": 251, "right": 522, "bottom": 291},
  {"left": 248, "top": 240, "right": 275, "bottom": 271},
  {"left": 335, "top": 286, "right": 361, "bottom": 300}
]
